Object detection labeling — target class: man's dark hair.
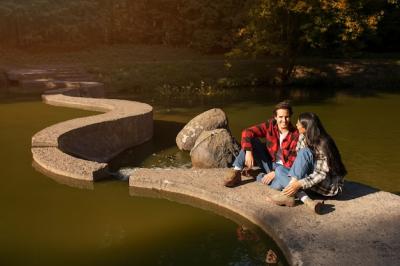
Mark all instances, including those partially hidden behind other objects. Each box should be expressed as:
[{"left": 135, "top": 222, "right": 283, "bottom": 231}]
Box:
[{"left": 273, "top": 100, "right": 293, "bottom": 116}]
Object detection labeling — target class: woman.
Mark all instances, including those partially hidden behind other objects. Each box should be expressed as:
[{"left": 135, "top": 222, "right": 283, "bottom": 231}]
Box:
[{"left": 269, "top": 112, "right": 347, "bottom": 213}]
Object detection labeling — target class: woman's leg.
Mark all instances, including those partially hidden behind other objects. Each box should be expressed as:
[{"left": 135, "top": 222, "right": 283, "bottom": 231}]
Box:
[
  {"left": 288, "top": 148, "right": 314, "bottom": 180},
  {"left": 268, "top": 165, "right": 290, "bottom": 190}
]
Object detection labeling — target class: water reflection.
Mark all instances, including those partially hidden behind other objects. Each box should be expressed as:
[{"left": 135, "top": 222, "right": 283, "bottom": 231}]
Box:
[{"left": 129, "top": 187, "right": 288, "bottom": 265}]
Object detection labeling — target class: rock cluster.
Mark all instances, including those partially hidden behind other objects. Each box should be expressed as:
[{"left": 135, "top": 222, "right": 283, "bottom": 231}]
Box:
[{"left": 176, "top": 108, "right": 240, "bottom": 168}]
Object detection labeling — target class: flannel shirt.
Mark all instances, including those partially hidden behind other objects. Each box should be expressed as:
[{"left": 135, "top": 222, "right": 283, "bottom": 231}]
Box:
[
  {"left": 241, "top": 119, "right": 299, "bottom": 168},
  {"left": 296, "top": 134, "right": 344, "bottom": 196}
]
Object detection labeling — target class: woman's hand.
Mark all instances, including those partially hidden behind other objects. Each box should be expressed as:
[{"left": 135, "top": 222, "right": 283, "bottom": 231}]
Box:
[
  {"left": 283, "top": 179, "right": 302, "bottom": 196},
  {"left": 261, "top": 171, "right": 275, "bottom": 184},
  {"left": 245, "top": 151, "right": 254, "bottom": 169}
]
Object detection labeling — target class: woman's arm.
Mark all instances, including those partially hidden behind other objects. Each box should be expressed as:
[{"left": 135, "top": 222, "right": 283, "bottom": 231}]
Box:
[
  {"left": 296, "top": 134, "right": 306, "bottom": 151},
  {"left": 283, "top": 154, "right": 329, "bottom": 196},
  {"left": 298, "top": 154, "right": 329, "bottom": 189}
]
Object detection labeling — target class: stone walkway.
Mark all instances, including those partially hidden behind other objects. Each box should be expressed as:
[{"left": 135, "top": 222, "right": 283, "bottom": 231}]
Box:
[
  {"left": 5, "top": 67, "right": 153, "bottom": 182},
  {"left": 129, "top": 168, "right": 400, "bottom": 266}
]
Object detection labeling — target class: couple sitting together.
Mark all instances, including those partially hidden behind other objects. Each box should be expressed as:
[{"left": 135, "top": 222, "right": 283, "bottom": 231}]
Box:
[{"left": 224, "top": 101, "right": 347, "bottom": 214}]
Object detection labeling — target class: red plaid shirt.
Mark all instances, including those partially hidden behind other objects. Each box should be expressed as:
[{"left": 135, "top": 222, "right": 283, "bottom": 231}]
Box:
[{"left": 241, "top": 119, "right": 299, "bottom": 168}]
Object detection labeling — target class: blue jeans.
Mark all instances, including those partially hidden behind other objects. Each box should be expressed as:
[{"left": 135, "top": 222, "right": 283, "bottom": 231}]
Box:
[
  {"left": 272, "top": 148, "right": 315, "bottom": 190},
  {"left": 233, "top": 138, "right": 273, "bottom": 172},
  {"left": 233, "top": 138, "right": 281, "bottom": 189}
]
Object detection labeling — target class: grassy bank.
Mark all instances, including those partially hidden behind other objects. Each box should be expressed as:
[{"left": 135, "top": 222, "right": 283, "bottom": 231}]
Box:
[{"left": 1, "top": 45, "right": 399, "bottom": 104}]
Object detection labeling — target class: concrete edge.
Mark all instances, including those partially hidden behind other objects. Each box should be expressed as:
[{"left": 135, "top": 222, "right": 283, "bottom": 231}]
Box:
[
  {"left": 27, "top": 69, "right": 153, "bottom": 182},
  {"left": 128, "top": 168, "right": 296, "bottom": 265},
  {"left": 128, "top": 168, "right": 400, "bottom": 266}
]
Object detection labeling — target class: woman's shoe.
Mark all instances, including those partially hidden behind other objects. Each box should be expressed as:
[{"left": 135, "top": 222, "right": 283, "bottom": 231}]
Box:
[{"left": 269, "top": 192, "right": 295, "bottom": 207}]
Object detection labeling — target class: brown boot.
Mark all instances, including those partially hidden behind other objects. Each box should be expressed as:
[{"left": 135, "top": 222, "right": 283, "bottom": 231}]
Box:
[
  {"left": 224, "top": 169, "right": 241, "bottom": 187},
  {"left": 269, "top": 192, "right": 295, "bottom": 207},
  {"left": 303, "top": 198, "right": 324, "bottom": 214}
]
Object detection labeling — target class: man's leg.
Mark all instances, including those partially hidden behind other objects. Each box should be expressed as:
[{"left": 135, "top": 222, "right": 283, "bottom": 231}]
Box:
[
  {"left": 232, "top": 149, "right": 246, "bottom": 170},
  {"left": 226, "top": 138, "right": 272, "bottom": 187},
  {"left": 249, "top": 138, "right": 273, "bottom": 173},
  {"left": 232, "top": 138, "right": 273, "bottom": 172}
]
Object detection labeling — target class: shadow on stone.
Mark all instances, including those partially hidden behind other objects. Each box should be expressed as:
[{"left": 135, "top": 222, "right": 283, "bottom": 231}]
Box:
[
  {"left": 306, "top": 181, "right": 378, "bottom": 202},
  {"left": 318, "top": 203, "right": 336, "bottom": 215},
  {"left": 336, "top": 181, "right": 379, "bottom": 201}
]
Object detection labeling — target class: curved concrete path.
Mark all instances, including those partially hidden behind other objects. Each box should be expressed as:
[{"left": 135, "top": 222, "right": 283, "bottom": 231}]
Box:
[
  {"left": 4, "top": 67, "right": 154, "bottom": 183},
  {"left": 129, "top": 168, "right": 400, "bottom": 266},
  {"left": 32, "top": 94, "right": 153, "bottom": 182}
]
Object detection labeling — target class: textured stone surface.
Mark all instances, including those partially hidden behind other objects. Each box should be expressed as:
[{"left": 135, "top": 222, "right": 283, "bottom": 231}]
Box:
[
  {"left": 32, "top": 147, "right": 109, "bottom": 181},
  {"left": 25, "top": 67, "right": 153, "bottom": 182},
  {"left": 129, "top": 168, "right": 400, "bottom": 266},
  {"left": 190, "top": 128, "right": 240, "bottom": 168},
  {"left": 32, "top": 94, "right": 153, "bottom": 162},
  {"left": 176, "top": 108, "right": 228, "bottom": 151}
]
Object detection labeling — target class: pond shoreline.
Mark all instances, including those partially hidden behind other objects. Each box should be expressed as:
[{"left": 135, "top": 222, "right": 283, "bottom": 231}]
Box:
[{"left": 1, "top": 46, "right": 399, "bottom": 102}]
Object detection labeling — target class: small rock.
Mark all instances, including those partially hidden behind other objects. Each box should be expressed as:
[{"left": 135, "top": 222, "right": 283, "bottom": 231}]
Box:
[{"left": 266, "top": 249, "right": 278, "bottom": 264}]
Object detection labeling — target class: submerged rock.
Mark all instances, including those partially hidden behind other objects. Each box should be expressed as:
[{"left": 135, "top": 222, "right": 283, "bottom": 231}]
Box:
[
  {"left": 176, "top": 108, "right": 228, "bottom": 151},
  {"left": 190, "top": 128, "right": 240, "bottom": 168}
]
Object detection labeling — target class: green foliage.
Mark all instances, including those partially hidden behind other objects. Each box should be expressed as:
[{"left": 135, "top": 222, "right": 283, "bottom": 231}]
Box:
[
  {"left": 0, "top": 0, "right": 398, "bottom": 58},
  {"left": 228, "top": 0, "right": 395, "bottom": 83}
]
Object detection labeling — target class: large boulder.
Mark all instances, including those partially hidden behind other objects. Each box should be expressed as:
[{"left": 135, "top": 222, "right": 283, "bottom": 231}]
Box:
[
  {"left": 190, "top": 128, "right": 240, "bottom": 168},
  {"left": 176, "top": 108, "right": 228, "bottom": 151}
]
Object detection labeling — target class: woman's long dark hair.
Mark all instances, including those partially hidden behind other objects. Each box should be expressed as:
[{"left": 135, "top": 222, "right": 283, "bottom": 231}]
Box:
[{"left": 298, "top": 112, "right": 347, "bottom": 176}]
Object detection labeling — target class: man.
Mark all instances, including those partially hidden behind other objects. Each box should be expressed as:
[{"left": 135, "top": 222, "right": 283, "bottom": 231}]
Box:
[{"left": 224, "top": 101, "right": 299, "bottom": 187}]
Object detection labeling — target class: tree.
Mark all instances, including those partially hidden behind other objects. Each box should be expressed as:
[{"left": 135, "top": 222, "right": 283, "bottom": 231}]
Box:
[{"left": 229, "top": 0, "right": 386, "bottom": 84}]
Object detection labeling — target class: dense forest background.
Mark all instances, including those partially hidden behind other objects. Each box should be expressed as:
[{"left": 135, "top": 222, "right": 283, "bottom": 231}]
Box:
[{"left": 0, "top": 0, "right": 399, "bottom": 55}]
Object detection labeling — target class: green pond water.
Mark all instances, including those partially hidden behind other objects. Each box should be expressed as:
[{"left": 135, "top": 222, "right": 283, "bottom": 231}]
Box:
[
  {"left": 0, "top": 100, "right": 285, "bottom": 266},
  {"left": 1, "top": 92, "right": 400, "bottom": 266}
]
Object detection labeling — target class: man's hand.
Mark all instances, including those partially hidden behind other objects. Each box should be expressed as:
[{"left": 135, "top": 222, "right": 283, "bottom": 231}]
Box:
[
  {"left": 261, "top": 171, "right": 275, "bottom": 184},
  {"left": 245, "top": 151, "right": 254, "bottom": 169},
  {"left": 283, "top": 179, "right": 302, "bottom": 196}
]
